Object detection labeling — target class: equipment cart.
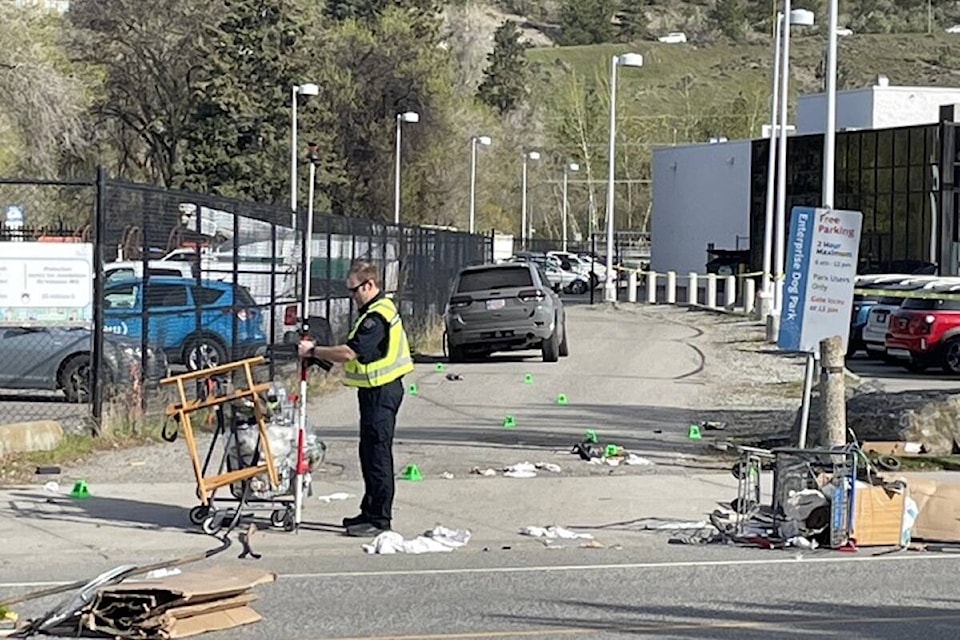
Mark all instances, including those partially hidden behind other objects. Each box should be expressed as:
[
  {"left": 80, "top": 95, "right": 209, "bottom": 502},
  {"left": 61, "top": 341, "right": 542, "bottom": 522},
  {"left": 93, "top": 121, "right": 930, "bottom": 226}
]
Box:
[{"left": 161, "top": 356, "right": 321, "bottom": 535}]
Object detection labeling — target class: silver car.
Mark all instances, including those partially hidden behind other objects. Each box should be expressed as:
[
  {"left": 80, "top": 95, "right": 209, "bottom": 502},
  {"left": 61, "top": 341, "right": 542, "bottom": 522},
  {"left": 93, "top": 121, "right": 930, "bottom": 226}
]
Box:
[
  {"left": 445, "top": 262, "right": 568, "bottom": 362},
  {"left": 0, "top": 326, "right": 168, "bottom": 402}
]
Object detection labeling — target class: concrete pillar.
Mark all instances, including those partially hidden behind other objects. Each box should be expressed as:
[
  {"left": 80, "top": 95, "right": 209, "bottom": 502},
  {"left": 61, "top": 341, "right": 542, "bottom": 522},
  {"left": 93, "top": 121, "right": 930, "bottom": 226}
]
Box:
[
  {"left": 724, "top": 275, "right": 736, "bottom": 308},
  {"left": 627, "top": 271, "right": 638, "bottom": 303},
  {"left": 687, "top": 273, "right": 698, "bottom": 305},
  {"left": 666, "top": 271, "right": 677, "bottom": 304},
  {"left": 819, "top": 336, "right": 847, "bottom": 447},
  {"left": 646, "top": 271, "right": 657, "bottom": 304},
  {"left": 706, "top": 274, "right": 717, "bottom": 308},
  {"left": 744, "top": 278, "right": 756, "bottom": 315}
]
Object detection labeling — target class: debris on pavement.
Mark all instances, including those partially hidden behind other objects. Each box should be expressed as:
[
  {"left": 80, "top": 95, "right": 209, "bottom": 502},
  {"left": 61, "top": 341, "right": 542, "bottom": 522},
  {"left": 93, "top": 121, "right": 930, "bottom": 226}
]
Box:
[
  {"left": 316, "top": 492, "right": 353, "bottom": 503},
  {"left": 32, "top": 566, "right": 275, "bottom": 639},
  {"left": 445, "top": 373, "right": 464, "bottom": 381},
  {"left": 700, "top": 420, "right": 727, "bottom": 431},
  {"left": 362, "top": 526, "right": 471, "bottom": 554},
  {"left": 535, "top": 462, "right": 562, "bottom": 473},
  {"left": 471, "top": 467, "right": 497, "bottom": 477},
  {"left": 503, "top": 462, "right": 537, "bottom": 478},
  {"left": 440, "top": 472, "right": 455, "bottom": 479},
  {"left": 519, "top": 526, "right": 594, "bottom": 540},
  {"left": 570, "top": 437, "right": 656, "bottom": 468}
]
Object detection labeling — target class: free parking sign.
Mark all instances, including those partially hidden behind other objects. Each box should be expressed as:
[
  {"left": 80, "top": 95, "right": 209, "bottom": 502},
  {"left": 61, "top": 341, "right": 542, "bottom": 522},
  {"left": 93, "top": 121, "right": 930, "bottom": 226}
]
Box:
[{"left": 777, "top": 206, "right": 863, "bottom": 353}]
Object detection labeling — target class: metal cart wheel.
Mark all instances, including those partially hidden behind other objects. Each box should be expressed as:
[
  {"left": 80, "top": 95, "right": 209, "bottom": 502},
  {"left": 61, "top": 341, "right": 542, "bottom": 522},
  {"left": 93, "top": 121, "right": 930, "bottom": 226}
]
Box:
[
  {"left": 189, "top": 505, "right": 210, "bottom": 526},
  {"left": 282, "top": 507, "right": 296, "bottom": 532},
  {"left": 270, "top": 509, "right": 287, "bottom": 528},
  {"left": 202, "top": 513, "right": 224, "bottom": 535}
]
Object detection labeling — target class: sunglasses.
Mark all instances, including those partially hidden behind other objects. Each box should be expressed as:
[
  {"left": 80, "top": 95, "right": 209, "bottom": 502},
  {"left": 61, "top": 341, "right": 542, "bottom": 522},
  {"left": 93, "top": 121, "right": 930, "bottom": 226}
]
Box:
[{"left": 347, "top": 279, "right": 369, "bottom": 294}]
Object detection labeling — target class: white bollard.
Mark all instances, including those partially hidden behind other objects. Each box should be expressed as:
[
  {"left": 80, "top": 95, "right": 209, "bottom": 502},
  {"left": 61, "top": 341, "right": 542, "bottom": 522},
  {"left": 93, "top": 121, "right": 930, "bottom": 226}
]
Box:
[
  {"left": 666, "top": 271, "right": 677, "bottom": 304},
  {"left": 646, "top": 271, "right": 657, "bottom": 304},
  {"left": 724, "top": 275, "right": 736, "bottom": 308},
  {"left": 706, "top": 274, "right": 717, "bottom": 308},
  {"left": 687, "top": 272, "right": 698, "bottom": 305},
  {"left": 627, "top": 271, "right": 638, "bottom": 303},
  {"left": 744, "top": 278, "right": 756, "bottom": 315}
]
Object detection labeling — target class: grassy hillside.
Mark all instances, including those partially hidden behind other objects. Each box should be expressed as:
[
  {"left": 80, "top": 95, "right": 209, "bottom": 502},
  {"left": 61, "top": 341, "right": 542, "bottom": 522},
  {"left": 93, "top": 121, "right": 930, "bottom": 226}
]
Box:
[{"left": 526, "top": 32, "right": 960, "bottom": 143}]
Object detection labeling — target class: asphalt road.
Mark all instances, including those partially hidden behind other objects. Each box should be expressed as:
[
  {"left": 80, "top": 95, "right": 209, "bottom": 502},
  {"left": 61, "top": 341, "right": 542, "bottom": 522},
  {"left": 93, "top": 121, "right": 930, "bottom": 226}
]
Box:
[
  {"left": 846, "top": 353, "right": 960, "bottom": 393},
  {"left": 6, "top": 303, "right": 960, "bottom": 639}
]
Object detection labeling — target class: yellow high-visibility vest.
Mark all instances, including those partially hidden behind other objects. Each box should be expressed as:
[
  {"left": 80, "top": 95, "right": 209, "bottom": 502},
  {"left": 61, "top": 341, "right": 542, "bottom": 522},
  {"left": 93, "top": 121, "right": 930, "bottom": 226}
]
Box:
[{"left": 343, "top": 297, "right": 415, "bottom": 388}]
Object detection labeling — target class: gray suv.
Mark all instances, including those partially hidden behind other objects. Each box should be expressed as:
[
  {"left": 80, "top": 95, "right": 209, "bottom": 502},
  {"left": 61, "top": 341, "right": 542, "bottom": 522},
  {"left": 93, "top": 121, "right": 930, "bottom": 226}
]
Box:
[{"left": 444, "top": 262, "right": 568, "bottom": 362}]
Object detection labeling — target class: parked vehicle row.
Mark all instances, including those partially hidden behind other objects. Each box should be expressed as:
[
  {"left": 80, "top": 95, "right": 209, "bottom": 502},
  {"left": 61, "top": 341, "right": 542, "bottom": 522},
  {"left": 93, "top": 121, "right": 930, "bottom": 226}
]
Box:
[
  {"left": 504, "top": 250, "right": 608, "bottom": 295},
  {"left": 848, "top": 273, "right": 960, "bottom": 374}
]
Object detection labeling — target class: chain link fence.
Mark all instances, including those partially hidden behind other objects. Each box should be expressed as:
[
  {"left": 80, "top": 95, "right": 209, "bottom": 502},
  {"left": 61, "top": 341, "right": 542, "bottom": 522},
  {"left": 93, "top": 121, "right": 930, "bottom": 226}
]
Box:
[{"left": 0, "top": 173, "right": 491, "bottom": 435}]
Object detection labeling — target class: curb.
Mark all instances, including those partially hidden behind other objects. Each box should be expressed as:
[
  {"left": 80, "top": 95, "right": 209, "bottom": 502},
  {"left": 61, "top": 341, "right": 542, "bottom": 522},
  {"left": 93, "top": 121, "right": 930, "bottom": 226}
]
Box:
[{"left": 0, "top": 420, "right": 64, "bottom": 457}]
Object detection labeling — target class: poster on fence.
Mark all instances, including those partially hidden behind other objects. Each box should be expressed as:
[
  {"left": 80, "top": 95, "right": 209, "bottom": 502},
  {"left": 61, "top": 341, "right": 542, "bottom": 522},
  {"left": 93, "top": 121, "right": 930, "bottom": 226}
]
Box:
[{"left": 0, "top": 242, "right": 93, "bottom": 326}]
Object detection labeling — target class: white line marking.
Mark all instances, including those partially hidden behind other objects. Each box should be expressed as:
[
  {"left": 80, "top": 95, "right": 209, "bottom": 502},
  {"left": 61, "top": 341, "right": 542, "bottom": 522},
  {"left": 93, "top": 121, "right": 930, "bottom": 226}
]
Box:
[{"left": 2, "top": 551, "right": 956, "bottom": 589}]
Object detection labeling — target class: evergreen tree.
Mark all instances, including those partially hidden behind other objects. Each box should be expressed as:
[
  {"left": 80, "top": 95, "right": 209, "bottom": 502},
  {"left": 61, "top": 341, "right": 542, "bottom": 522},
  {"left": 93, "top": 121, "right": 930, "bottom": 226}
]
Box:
[
  {"left": 557, "top": 0, "right": 617, "bottom": 46},
  {"left": 476, "top": 21, "right": 530, "bottom": 115},
  {"left": 712, "top": 0, "right": 748, "bottom": 41}
]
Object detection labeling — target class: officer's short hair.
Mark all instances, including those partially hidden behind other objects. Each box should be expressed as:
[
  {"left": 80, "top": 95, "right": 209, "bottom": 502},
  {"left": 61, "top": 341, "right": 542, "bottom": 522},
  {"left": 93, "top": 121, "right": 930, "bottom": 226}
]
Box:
[{"left": 348, "top": 260, "right": 381, "bottom": 287}]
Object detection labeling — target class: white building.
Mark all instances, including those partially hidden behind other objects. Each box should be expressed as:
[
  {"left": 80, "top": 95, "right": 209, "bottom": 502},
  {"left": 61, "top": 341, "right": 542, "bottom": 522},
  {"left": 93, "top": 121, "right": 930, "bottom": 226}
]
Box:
[
  {"left": 797, "top": 78, "right": 960, "bottom": 134},
  {"left": 651, "top": 139, "right": 752, "bottom": 275},
  {"left": 650, "top": 82, "right": 960, "bottom": 275}
]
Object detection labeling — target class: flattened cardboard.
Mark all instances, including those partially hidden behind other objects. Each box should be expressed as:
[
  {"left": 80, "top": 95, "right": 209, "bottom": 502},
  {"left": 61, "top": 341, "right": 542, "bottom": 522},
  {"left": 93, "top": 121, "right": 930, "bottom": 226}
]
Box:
[
  {"left": 101, "top": 566, "right": 275, "bottom": 599},
  {"left": 907, "top": 479, "right": 960, "bottom": 543},
  {"left": 85, "top": 566, "right": 274, "bottom": 639}
]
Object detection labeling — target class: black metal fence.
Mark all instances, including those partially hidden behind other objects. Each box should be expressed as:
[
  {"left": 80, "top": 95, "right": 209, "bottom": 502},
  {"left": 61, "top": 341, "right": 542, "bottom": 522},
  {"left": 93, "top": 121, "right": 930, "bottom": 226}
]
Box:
[{"left": 0, "top": 171, "right": 492, "bottom": 434}]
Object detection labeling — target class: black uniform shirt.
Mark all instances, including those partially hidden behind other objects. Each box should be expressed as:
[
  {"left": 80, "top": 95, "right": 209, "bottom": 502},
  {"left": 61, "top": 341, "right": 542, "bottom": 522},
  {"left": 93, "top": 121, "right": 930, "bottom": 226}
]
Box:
[{"left": 346, "top": 292, "right": 390, "bottom": 365}]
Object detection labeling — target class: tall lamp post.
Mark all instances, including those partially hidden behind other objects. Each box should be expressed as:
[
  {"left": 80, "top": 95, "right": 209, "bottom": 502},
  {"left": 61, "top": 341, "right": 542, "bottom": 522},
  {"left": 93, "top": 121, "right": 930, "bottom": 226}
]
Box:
[
  {"left": 562, "top": 162, "right": 580, "bottom": 252},
  {"left": 469, "top": 135, "right": 492, "bottom": 234},
  {"left": 823, "top": 0, "right": 839, "bottom": 209},
  {"left": 604, "top": 52, "right": 644, "bottom": 303},
  {"left": 521, "top": 150, "right": 540, "bottom": 249},
  {"left": 773, "top": 7, "right": 815, "bottom": 317},
  {"left": 393, "top": 111, "right": 420, "bottom": 225},
  {"left": 290, "top": 82, "right": 319, "bottom": 229},
  {"left": 760, "top": 12, "right": 785, "bottom": 319}
]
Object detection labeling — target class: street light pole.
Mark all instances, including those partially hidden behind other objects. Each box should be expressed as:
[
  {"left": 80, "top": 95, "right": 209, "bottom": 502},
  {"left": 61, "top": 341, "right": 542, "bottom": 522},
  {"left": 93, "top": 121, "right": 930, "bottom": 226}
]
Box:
[
  {"left": 761, "top": 12, "right": 784, "bottom": 318},
  {"left": 773, "top": 8, "right": 815, "bottom": 316},
  {"left": 469, "top": 135, "right": 492, "bottom": 234},
  {"left": 520, "top": 150, "right": 540, "bottom": 248},
  {"left": 563, "top": 162, "right": 580, "bottom": 252},
  {"left": 823, "top": 0, "right": 839, "bottom": 209},
  {"left": 604, "top": 52, "right": 644, "bottom": 303},
  {"left": 393, "top": 111, "right": 420, "bottom": 226},
  {"left": 289, "top": 83, "right": 319, "bottom": 230}
]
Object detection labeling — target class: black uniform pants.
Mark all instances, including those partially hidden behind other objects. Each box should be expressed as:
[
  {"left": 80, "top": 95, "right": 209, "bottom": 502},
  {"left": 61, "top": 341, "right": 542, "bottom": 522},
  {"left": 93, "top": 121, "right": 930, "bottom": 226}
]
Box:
[{"left": 357, "top": 378, "right": 404, "bottom": 528}]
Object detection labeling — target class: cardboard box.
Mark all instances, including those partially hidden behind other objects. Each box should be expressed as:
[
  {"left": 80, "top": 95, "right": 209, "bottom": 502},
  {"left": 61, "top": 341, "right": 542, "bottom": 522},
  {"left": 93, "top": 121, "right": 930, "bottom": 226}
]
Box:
[
  {"left": 83, "top": 566, "right": 276, "bottom": 640},
  {"left": 851, "top": 484, "right": 905, "bottom": 547},
  {"left": 907, "top": 479, "right": 960, "bottom": 543}
]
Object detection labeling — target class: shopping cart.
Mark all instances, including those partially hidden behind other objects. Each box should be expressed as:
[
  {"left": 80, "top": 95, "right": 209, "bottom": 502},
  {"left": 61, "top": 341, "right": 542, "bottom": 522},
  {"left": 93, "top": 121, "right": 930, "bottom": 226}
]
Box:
[{"left": 161, "top": 356, "right": 322, "bottom": 535}]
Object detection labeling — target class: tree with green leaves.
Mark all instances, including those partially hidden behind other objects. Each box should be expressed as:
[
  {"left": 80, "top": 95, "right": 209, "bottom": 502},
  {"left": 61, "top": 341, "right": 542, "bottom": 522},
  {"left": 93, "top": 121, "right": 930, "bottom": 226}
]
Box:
[
  {"left": 557, "top": 0, "right": 617, "bottom": 46},
  {"left": 0, "top": 2, "right": 90, "bottom": 178},
  {"left": 712, "top": 0, "right": 748, "bottom": 41},
  {"left": 476, "top": 21, "right": 530, "bottom": 116},
  {"left": 616, "top": 0, "right": 649, "bottom": 41},
  {"left": 68, "top": 0, "right": 220, "bottom": 186},
  {"left": 177, "top": 0, "right": 314, "bottom": 204}
]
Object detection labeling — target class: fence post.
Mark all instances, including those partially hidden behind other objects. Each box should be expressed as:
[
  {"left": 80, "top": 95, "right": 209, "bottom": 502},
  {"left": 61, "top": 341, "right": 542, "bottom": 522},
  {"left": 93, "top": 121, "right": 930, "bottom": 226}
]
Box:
[
  {"left": 744, "top": 278, "right": 756, "bottom": 315},
  {"left": 627, "top": 271, "right": 638, "bottom": 302},
  {"left": 666, "top": 271, "right": 677, "bottom": 304},
  {"left": 724, "top": 275, "right": 736, "bottom": 309},
  {"left": 687, "top": 272, "right": 698, "bottom": 305},
  {"left": 706, "top": 274, "right": 717, "bottom": 308},
  {"left": 90, "top": 166, "right": 106, "bottom": 433},
  {"left": 646, "top": 271, "right": 657, "bottom": 304}
]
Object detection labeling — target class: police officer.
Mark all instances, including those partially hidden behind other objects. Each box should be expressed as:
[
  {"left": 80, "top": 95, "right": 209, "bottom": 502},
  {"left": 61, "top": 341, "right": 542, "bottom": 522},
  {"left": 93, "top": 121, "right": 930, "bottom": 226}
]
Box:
[{"left": 298, "top": 260, "right": 414, "bottom": 537}]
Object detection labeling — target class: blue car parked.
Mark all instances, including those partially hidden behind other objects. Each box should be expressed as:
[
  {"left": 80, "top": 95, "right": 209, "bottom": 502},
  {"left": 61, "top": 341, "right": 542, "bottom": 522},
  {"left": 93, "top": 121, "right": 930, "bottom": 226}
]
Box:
[{"left": 103, "top": 277, "right": 266, "bottom": 370}]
